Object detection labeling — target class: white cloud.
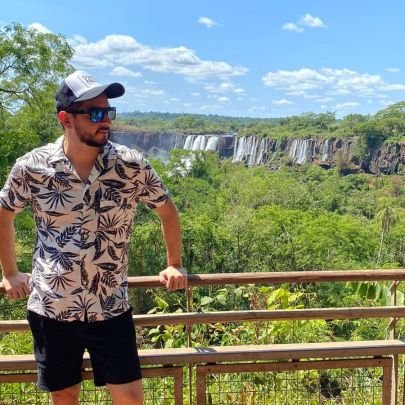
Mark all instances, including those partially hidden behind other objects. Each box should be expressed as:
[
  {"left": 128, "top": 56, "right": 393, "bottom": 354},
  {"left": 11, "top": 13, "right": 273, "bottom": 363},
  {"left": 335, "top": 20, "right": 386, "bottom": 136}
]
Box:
[
  {"left": 217, "top": 96, "right": 230, "bottom": 103},
  {"left": 282, "top": 13, "right": 326, "bottom": 33},
  {"left": 183, "top": 103, "right": 192, "bottom": 107},
  {"left": 282, "top": 23, "right": 304, "bottom": 33},
  {"left": 170, "top": 97, "right": 180, "bottom": 102},
  {"left": 191, "top": 92, "right": 200, "bottom": 96},
  {"left": 144, "top": 80, "right": 157, "bottom": 85},
  {"left": 110, "top": 66, "right": 142, "bottom": 78},
  {"left": 28, "top": 22, "right": 52, "bottom": 33},
  {"left": 314, "top": 96, "right": 334, "bottom": 103},
  {"left": 71, "top": 34, "right": 248, "bottom": 80},
  {"left": 262, "top": 68, "right": 405, "bottom": 98},
  {"left": 386, "top": 68, "right": 400, "bottom": 73},
  {"left": 299, "top": 14, "right": 327, "bottom": 28},
  {"left": 204, "top": 81, "right": 245, "bottom": 94},
  {"left": 200, "top": 104, "right": 219, "bottom": 111},
  {"left": 69, "top": 34, "right": 87, "bottom": 47},
  {"left": 141, "top": 89, "right": 165, "bottom": 96},
  {"left": 198, "top": 17, "right": 219, "bottom": 28},
  {"left": 334, "top": 102, "right": 360, "bottom": 110},
  {"left": 273, "top": 99, "right": 293, "bottom": 105}
]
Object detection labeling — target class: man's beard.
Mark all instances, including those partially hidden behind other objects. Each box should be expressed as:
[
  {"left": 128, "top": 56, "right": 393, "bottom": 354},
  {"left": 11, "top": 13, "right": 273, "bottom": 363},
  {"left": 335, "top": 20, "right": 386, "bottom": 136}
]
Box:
[{"left": 76, "top": 127, "right": 110, "bottom": 147}]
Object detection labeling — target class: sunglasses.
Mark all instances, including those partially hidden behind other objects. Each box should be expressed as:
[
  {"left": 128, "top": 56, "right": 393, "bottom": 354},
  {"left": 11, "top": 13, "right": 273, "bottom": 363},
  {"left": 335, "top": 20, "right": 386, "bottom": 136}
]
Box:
[{"left": 67, "top": 107, "right": 116, "bottom": 122}]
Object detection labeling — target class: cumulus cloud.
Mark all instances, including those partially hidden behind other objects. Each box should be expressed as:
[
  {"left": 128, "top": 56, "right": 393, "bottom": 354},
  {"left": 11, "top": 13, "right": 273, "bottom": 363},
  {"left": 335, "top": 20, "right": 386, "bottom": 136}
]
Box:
[
  {"left": 110, "top": 66, "right": 142, "bottom": 78},
  {"left": 28, "top": 22, "right": 52, "bottom": 33},
  {"left": 141, "top": 89, "right": 164, "bottom": 96},
  {"left": 262, "top": 68, "right": 405, "bottom": 97},
  {"left": 198, "top": 17, "right": 219, "bottom": 28},
  {"left": 334, "top": 102, "right": 360, "bottom": 110},
  {"left": 282, "top": 23, "right": 304, "bottom": 33},
  {"left": 71, "top": 34, "right": 248, "bottom": 80},
  {"left": 314, "top": 96, "right": 334, "bottom": 103},
  {"left": 282, "top": 13, "right": 326, "bottom": 32},
  {"left": 299, "top": 14, "right": 327, "bottom": 28},
  {"left": 204, "top": 81, "right": 245, "bottom": 94},
  {"left": 273, "top": 99, "right": 293, "bottom": 105},
  {"left": 217, "top": 96, "right": 230, "bottom": 103},
  {"left": 200, "top": 104, "right": 220, "bottom": 111},
  {"left": 386, "top": 68, "right": 400, "bottom": 73}
]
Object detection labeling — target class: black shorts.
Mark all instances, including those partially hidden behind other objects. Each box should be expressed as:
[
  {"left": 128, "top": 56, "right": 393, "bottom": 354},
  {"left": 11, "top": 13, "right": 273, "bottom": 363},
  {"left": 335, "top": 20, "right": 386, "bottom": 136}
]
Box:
[{"left": 27, "top": 308, "right": 142, "bottom": 392}]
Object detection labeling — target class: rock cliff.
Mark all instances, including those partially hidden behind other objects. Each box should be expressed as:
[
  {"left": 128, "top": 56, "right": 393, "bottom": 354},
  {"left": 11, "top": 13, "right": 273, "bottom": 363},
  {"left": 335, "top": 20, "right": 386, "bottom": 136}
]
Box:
[{"left": 111, "top": 130, "right": 405, "bottom": 175}]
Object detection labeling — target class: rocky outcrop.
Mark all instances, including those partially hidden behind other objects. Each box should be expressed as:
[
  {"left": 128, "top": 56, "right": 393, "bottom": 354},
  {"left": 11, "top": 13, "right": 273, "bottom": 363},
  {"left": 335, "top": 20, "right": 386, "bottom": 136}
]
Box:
[
  {"left": 110, "top": 130, "right": 405, "bottom": 175},
  {"left": 368, "top": 142, "right": 405, "bottom": 175}
]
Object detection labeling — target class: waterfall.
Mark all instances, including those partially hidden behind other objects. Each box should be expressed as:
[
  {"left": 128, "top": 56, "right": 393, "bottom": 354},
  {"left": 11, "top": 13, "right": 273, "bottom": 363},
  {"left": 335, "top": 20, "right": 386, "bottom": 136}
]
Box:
[
  {"left": 322, "top": 139, "right": 329, "bottom": 161},
  {"left": 181, "top": 135, "right": 221, "bottom": 152},
  {"left": 183, "top": 135, "right": 196, "bottom": 150},
  {"left": 289, "top": 139, "right": 316, "bottom": 164},
  {"left": 206, "top": 136, "right": 219, "bottom": 151},
  {"left": 232, "top": 136, "right": 274, "bottom": 166}
]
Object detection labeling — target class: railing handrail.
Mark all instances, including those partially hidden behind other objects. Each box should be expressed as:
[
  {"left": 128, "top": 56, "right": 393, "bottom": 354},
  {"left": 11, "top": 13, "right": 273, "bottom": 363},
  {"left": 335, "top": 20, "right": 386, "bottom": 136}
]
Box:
[
  {"left": 127, "top": 269, "right": 405, "bottom": 288},
  {"left": 1, "top": 269, "right": 405, "bottom": 293},
  {"left": 1, "top": 306, "right": 405, "bottom": 332}
]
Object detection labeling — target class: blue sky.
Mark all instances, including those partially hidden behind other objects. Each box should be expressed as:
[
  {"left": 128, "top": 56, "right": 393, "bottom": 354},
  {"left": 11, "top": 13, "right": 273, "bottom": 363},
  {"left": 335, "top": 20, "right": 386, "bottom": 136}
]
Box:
[{"left": 2, "top": 0, "right": 405, "bottom": 118}]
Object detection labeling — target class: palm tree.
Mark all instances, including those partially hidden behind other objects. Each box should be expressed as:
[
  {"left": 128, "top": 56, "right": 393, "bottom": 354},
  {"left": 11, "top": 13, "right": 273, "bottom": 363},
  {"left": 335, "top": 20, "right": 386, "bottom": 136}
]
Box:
[{"left": 376, "top": 203, "right": 398, "bottom": 266}]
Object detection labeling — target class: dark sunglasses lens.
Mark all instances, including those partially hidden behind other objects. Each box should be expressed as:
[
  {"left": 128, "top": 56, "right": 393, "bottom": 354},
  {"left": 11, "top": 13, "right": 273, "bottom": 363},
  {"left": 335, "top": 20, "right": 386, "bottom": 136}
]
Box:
[
  {"left": 88, "top": 108, "right": 115, "bottom": 122},
  {"left": 89, "top": 110, "right": 104, "bottom": 122}
]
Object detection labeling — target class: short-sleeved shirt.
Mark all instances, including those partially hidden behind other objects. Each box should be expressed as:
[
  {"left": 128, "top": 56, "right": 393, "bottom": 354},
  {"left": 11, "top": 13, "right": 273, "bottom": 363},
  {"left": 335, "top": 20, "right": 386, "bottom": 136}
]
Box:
[{"left": 0, "top": 136, "right": 169, "bottom": 322}]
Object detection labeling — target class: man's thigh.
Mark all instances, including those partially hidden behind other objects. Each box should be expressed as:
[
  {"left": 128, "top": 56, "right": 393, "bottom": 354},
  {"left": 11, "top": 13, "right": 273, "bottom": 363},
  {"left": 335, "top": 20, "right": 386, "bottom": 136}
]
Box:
[
  {"left": 27, "top": 311, "right": 85, "bottom": 392},
  {"left": 85, "top": 309, "right": 142, "bottom": 387}
]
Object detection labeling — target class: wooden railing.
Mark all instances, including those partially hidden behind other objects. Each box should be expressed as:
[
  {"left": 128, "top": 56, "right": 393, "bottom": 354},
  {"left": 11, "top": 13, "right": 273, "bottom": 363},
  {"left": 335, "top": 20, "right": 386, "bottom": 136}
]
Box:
[{"left": 1, "top": 269, "right": 405, "bottom": 404}]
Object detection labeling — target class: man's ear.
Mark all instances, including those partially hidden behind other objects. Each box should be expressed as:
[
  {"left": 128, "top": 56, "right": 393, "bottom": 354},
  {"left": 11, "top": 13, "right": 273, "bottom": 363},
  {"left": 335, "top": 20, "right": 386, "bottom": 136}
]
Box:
[{"left": 57, "top": 111, "right": 72, "bottom": 128}]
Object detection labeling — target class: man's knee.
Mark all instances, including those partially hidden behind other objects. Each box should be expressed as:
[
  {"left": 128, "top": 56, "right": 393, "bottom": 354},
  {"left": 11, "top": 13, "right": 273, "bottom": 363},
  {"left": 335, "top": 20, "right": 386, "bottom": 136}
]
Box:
[
  {"left": 51, "top": 383, "right": 81, "bottom": 405},
  {"left": 107, "top": 379, "right": 143, "bottom": 405}
]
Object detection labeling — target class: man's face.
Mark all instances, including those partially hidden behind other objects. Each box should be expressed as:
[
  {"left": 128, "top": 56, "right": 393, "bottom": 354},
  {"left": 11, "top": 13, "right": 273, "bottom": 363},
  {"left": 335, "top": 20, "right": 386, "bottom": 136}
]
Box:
[{"left": 69, "top": 94, "right": 111, "bottom": 148}]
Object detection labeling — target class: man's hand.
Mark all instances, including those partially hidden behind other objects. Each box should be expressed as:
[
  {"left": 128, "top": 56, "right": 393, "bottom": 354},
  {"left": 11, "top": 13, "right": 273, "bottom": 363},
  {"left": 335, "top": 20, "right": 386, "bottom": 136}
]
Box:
[
  {"left": 159, "top": 266, "right": 188, "bottom": 291},
  {"left": 2, "top": 271, "right": 31, "bottom": 300}
]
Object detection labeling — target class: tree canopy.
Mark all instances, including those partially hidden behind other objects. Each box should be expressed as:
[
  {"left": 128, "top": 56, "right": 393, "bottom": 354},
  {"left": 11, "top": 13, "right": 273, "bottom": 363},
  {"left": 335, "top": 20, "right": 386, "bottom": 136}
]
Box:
[{"left": 0, "top": 23, "right": 73, "bottom": 171}]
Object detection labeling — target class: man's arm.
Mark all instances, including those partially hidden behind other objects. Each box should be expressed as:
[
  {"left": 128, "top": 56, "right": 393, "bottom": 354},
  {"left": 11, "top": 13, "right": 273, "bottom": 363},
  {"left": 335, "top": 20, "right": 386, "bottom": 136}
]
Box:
[
  {"left": 0, "top": 207, "right": 30, "bottom": 299},
  {"left": 153, "top": 198, "right": 187, "bottom": 291}
]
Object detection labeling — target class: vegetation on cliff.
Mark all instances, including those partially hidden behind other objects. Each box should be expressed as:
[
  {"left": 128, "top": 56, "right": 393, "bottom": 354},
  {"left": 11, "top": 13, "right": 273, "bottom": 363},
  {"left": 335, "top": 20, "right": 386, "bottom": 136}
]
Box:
[{"left": 116, "top": 102, "right": 405, "bottom": 146}]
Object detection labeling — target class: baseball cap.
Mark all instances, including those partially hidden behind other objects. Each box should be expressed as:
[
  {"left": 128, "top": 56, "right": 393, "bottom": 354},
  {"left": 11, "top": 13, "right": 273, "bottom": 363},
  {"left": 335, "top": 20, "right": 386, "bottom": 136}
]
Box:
[{"left": 55, "top": 70, "right": 125, "bottom": 111}]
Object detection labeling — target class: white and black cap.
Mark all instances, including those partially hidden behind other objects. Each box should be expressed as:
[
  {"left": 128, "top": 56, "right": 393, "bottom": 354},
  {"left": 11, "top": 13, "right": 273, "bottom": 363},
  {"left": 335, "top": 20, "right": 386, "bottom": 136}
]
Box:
[{"left": 55, "top": 70, "right": 125, "bottom": 111}]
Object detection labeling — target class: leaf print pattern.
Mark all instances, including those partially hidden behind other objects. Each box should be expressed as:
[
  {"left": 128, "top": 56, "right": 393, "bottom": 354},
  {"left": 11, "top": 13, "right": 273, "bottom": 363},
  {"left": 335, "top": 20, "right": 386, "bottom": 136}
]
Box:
[
  {"left": 0, "top": 137, "right": 169, "bottom": 321},
  {"left": 56, "top": 226, "right": 77, "bottom": 247}
]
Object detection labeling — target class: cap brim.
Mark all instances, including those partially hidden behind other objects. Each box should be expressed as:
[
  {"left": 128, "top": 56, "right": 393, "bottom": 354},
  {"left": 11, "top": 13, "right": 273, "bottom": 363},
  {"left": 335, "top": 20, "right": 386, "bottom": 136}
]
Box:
[{"left": 75, "top": 83, "right": 125, "bottom": 102}]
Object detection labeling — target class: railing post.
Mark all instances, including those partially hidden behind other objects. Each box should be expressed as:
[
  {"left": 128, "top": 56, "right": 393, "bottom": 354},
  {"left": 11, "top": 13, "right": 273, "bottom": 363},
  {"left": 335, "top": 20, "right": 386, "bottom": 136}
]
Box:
[
  {"left": 186, "top": 286, "right": 193, "bottom": 405},
  {"left": 389, "top": 280, "right": 399, "bottom": 405}
]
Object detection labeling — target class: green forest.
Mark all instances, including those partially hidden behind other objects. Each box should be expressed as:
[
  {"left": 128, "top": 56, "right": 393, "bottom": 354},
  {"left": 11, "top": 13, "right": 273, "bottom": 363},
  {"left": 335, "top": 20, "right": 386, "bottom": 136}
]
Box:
[{"left": 0, "top": 23, "right": 404, "bottom": 403}]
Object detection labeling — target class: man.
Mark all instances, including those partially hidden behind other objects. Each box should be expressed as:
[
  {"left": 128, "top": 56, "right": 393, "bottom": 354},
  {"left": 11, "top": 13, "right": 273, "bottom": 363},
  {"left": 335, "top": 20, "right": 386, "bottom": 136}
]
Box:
[{"left": 0, "top": 70, "right": 187, "bottom": 405}]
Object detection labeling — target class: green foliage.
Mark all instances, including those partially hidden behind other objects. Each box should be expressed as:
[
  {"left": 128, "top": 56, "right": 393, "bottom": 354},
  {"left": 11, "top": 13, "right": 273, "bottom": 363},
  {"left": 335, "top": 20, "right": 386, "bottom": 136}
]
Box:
[
  {"left": 0, "top": 23, "right": 73, "bottom": 169},
  {"left": 0, "top": 23, "right": 74, "bottom": 113}
]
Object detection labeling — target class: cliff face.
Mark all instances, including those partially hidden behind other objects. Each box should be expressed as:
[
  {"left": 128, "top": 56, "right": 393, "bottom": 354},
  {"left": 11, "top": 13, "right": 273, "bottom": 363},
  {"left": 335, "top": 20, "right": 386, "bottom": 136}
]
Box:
[
  {"left": 368, "top": 142, "right": 405, "bottom": 175},
  {"left": 110, "top": 130, "right": 405, "bottom": 175}
]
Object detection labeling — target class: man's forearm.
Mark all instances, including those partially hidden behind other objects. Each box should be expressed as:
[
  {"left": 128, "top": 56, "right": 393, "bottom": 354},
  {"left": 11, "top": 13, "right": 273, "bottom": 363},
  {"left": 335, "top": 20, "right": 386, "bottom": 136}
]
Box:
[
  {"left": 0, "top": 217, "right": 18, "bottom": 277},
  {"left": 155, "top": 199, "right": 183, "bottom": 268},
  {"left": 160, "top": 211, "right": 183, "bottom": 267}
]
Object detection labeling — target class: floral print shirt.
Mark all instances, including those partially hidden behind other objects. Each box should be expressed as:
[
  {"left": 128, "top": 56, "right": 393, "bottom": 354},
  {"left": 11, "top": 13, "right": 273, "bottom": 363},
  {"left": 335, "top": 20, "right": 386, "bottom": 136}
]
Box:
[{"left": 0, "top": 137, "right": 169, "bottom": 322}]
